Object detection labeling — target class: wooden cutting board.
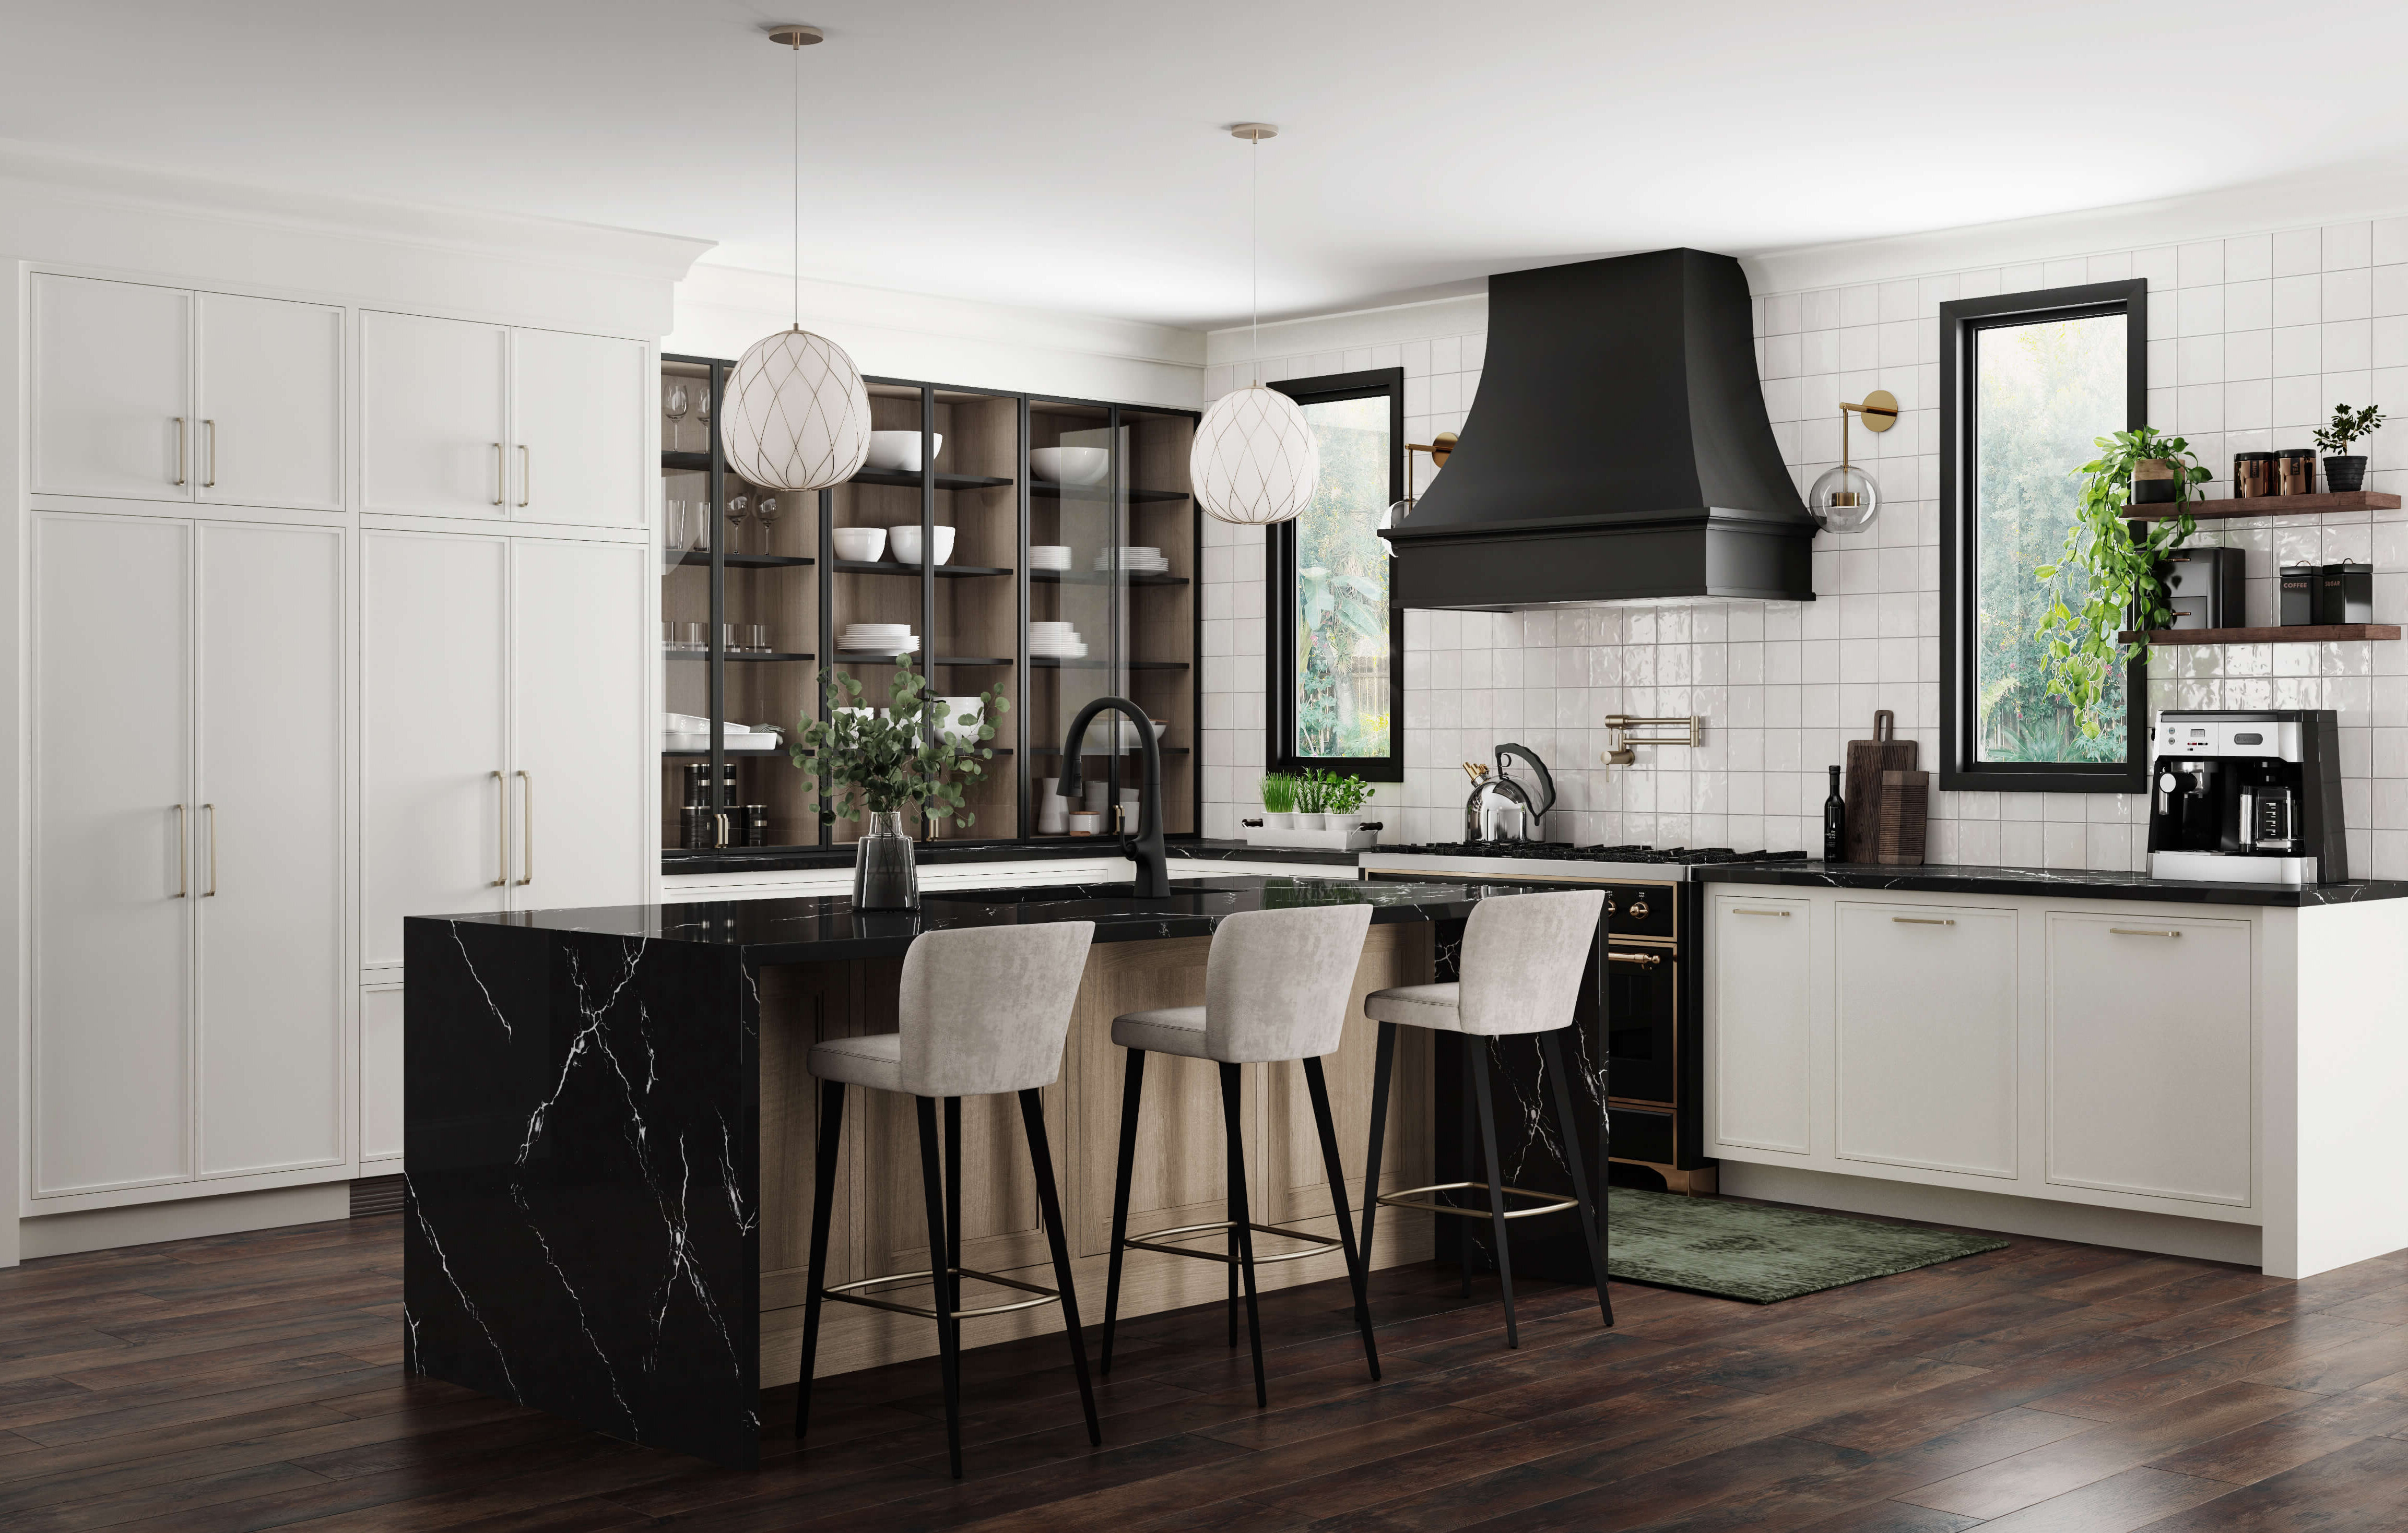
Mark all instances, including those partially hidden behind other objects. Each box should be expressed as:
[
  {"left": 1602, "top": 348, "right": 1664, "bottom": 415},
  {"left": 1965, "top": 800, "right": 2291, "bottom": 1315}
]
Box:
[{"left": 1842, "top": 709, "right": 1916, "bottom": 865}]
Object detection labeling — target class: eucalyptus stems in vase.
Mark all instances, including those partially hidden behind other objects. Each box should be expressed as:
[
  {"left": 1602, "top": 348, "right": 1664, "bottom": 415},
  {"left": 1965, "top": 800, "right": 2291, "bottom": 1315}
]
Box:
[{"left": 789, "top": 658, "right": 1009, "bottom": 909}]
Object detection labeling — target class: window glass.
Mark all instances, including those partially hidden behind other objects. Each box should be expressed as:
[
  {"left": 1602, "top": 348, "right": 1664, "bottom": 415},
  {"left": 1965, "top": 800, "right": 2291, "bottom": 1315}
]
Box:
[
  {"left": 1291, "top": 395, "right": 1394, "bottom": 760},
  {"left": 1973, "top": 313, "right": 2128, "bottom": 764}
]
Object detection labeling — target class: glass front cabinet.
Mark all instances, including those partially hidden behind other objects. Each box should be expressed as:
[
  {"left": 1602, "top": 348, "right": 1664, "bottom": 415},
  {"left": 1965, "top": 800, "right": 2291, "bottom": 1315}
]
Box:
[{"left": 660, "top": 356, "right": 1199, "bottom": 863}]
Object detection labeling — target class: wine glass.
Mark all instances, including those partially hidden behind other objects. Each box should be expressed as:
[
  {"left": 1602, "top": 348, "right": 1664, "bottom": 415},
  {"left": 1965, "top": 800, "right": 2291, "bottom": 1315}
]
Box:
[
  {"left": 692, "top": 377, "right": 713, "bottom": 453},
  {"left": 664, "top": 381, "right": 690, "bottom": 453},
  {"left": 725, "top": 492, "right": 749, "bottom": 556},
  {"left": 754, "top": 493, "right": 782, "bottom": 556}
]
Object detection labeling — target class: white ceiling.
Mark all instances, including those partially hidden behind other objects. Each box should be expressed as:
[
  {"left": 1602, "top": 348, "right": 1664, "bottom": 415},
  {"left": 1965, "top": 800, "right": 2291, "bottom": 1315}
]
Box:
[{"left": 6, "top": 0, "right": 2407, "bottom": 329}]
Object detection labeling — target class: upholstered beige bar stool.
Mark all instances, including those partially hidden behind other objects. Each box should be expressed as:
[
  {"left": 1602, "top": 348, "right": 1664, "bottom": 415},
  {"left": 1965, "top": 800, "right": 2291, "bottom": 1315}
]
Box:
[
  {"left": 796, "top": 921, "right": 1097, "bottom": 1480},
  {"left": 1360, "top": 889, "right": 1610, "bottom": 1348},
  {"left": 1099, "top": 903, "right": 1382, "bottom": 1406}
]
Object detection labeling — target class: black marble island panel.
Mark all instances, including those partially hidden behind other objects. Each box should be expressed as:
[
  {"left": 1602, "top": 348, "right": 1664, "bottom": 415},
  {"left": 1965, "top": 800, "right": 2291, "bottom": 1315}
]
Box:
[
  {"left": 403, "top": 876, "right": 1494, "bottom": 1468},
  {"left": 1702, "top": 860, "right": 2408, "bottom": 908}
]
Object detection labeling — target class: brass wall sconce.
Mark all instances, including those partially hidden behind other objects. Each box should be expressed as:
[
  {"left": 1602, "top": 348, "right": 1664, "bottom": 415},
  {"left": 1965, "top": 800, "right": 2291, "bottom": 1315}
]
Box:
[
  {"left": 1384, "top": 431, "right": 1458, "bottom": 528},
  {"left": 1808, "top": 389, "right": 1897, "bottom": 534}
]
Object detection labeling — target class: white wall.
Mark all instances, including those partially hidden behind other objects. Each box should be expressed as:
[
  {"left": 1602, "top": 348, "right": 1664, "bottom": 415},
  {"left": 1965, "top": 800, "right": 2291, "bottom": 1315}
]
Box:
[{"left": 1198, "top": 204, "right": 2408, "bottom": 878}]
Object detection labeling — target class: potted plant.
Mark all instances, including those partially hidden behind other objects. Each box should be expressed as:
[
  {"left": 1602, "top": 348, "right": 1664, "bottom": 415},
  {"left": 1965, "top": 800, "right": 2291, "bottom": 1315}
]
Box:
[
  {"left": 789, "top": 658, "right": 1009, "bottom": 910},
  {"left": 1292, "top": 768, "right": 1330, "bottom": 830},
  {"left": 2314, "top": 403, "right": 2387, "bottom": 493},
  {"left": 1323, "top": 773, "right": 1374, "bottom": 827},
  {"left": 2032, "top": 426, "right": 2206, "bottom": 741},
  {"left": 1259, "top": 773, "right": 1296, "bottom": 829}
]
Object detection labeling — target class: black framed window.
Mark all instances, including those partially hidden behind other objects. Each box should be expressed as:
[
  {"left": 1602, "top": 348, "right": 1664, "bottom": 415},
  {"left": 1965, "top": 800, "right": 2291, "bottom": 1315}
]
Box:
[
  {"left": 1939, "top": 280, "right": 2149, "bottom": 794},
  {"left": 1265, "top": 368, "right": 1405, "bottom": 781}
]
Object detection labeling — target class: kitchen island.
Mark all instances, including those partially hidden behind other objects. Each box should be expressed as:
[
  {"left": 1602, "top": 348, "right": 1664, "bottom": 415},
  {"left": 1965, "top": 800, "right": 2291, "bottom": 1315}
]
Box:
[
  {"left": 1699, "top": 861, "right": 2408, "bottom": 1286},
  {"left": 402, "top": 876, "right": 1522, "bottom": 1467}
]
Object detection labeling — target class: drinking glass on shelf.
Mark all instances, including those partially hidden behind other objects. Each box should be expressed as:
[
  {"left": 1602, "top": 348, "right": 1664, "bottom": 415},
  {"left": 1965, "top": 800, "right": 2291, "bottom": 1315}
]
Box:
[
  {"left": 725, "top": 493, "right": 750, "bottom": 555},
  {"left": 743, "top": 624, "right": 770, "bottom": 653},
  {"left": 754, "top": 493, "right": 782, "bottom": 555},
  {"left": 664, "top": 381, "right": 690, "bottom": 453},
  {"left": 693, "top": 378, "right": 713, "bottom": 453}
]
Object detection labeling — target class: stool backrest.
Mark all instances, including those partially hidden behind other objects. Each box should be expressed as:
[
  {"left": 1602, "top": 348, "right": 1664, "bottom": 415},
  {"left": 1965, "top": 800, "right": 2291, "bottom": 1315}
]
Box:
[
  {"left": 1458, "top": 889, "right": 1605, "bottom": 1036},
  {"left": 1205, "top": 903, "right": 1375, "bottom": 1062},
  {"left": 899, "top": 922, "right": 1097, "bottom": 1097}
]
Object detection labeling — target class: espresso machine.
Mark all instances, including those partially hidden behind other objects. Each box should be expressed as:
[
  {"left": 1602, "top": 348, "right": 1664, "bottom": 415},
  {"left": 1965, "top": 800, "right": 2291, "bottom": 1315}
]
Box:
[{"left": 2146, "top": 709, "right": 2346, "bottom": 885}]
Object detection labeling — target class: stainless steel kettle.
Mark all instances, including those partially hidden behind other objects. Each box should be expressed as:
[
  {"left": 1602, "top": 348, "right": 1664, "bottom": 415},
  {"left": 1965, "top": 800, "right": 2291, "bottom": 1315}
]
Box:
[{"left": 1461, "top": 743, "right": 1556, "bottom": 842}]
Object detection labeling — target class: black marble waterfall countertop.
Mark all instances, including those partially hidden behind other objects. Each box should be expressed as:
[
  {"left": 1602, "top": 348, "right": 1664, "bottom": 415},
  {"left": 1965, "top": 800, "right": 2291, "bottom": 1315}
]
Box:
[
  {"left": 445, "top": 875, "right": 1489, "bottom": 962},
  {"left": 1699, "top": 860, "right": 2408, "bottom": 908}
]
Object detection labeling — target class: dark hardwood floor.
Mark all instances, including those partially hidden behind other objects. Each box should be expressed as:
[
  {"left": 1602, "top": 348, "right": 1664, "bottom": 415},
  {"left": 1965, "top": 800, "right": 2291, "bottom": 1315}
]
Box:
[{"left": 5, "top": 1210, "right": 2408, "bottom": 1530}]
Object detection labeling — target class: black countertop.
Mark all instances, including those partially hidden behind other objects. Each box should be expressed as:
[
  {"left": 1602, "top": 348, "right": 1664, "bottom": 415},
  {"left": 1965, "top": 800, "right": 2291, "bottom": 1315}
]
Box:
[
  {"left": 445, "top": 874, "right": 1486, "bottom": 962},
  {"left": 1699, "top": 860, "right": 2408, "bottom": 908},
  {"left": 662, "top": 837, "right": 1361, "bottom": 876}
]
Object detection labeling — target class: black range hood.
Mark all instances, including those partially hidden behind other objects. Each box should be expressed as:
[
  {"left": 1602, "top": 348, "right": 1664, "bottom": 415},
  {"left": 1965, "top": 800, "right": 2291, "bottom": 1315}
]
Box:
[{"left": 1382, "top": 247, "right": 1816, "bottom": 608}]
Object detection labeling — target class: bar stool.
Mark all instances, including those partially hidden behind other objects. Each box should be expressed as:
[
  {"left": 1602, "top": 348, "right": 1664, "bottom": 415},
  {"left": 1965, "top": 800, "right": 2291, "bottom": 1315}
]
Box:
[
  {"left": 1359, "top": 889, "right": 1611, "bottom": 1348},
  {"left": 795, "top": 921, "right": 1098, "bottom": 1480},
  {"left": 1099, "top": 904, "right": 1382, "bottom": 1406}
]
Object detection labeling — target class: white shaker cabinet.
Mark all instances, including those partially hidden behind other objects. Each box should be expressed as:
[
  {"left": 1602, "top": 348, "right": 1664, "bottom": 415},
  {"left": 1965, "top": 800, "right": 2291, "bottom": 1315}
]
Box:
[
  {"left": 30, "top": 512, "right": 346, "bottom": 1202},
  {"left": 1708, "top": 894, "right": 1812, "bottom": 1155},
  {"left": 1835, "top": 901, "right": 2018, "bottom": 1179},
  {"left": 509, "top": 539, "right": 651, "bottom": 912},
  {"left": 30, "top": 274, "right": 342, "bottom": 511},
  {"left": 509, "top": 328, "right": 648, "bottom": 530}
]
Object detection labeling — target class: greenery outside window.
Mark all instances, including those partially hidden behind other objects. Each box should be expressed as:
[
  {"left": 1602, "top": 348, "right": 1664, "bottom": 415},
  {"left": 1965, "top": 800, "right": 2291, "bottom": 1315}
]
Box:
[
  {"left": 1266, "top": 368, "right": 1404, "bottom": 781},
  {"left": 1939, "top": 281, "right": 2149, "bottom": 793}
]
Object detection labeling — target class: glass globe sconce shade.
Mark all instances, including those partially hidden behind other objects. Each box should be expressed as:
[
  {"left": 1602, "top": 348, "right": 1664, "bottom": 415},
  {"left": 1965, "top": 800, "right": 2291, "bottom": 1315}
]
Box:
[{"left": 1809, "top": 464, "right": 1881, "bottom": 533}]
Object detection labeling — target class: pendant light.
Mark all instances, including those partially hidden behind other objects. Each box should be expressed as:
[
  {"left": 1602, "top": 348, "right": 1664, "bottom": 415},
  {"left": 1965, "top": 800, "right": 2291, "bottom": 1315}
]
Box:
[
  {"left": 721, "top": 25, "right": 872, "bottom": 494},
  {"left": 1191, "top": 123, "right": 1319, "bottom": 526}
]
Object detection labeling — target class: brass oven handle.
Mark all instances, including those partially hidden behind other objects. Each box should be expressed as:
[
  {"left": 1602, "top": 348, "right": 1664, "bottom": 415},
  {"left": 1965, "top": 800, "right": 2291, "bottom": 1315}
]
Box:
[
  {"left": 203, "top": 804, "right": 217, "bottom": 896},
  {"left": 175, "top": 804, "right": 188, "bottom": 897},
  {"left": 1732, "top": 907, "right": 1790, "bottom": 917},
  {"left": 1608, "top": 950, "right": 1663, "bottom": 967},
  {"left": 1892, "top": 916, "right": 1953, "bottom": 926},
  {"left": 2110, "top": 928, "right": 2181, "bottom": 938},
  {"left": 490, "top": 771, "right": 508, "bottom": 887},
  {"left": 492, "top": 443, "right": 505, "bottom": 506},
  {"left": 173, "top": 418, "right": 187, "bottom": 486},
  {"left": 518, "top": 445, "right": 530, "bottom": 508},
  {"left": 515, "top": 770, "right": 533, "bottom": 885},
  {"left": 203, "top": 420, "right": 217, "bottom": 488}
]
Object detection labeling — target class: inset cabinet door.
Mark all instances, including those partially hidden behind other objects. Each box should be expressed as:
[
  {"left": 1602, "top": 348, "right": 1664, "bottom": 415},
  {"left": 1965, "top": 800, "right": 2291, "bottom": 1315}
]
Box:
[
  {"left": 30, "top": 275, "right": 194, "bottom": 501},
  {"left": 195, "top": 522, "right": 346, "bottom": 1177},
  {"left": 361, "top": 312, "right": 510, "bottom": 520},
  {"left": 509, "top": 538, "right": 648, "bottom": 910},
  {"left": 1710, "top": 895, "right": 1812, "bottom": 1155},
  {"left": 196, "top": 292, "right": 344, "bottom": 512},
  {"left": 1836, "top": 901, "right": 2018, "bottom": 1178},
  {"left": 31, "top": 512, "right": 195, "bottom": 1196},
  {"left": 510, "top": 328, "right": 647, "bottom": 529},
  {"left": 361, "top": 983, "right": 406, "bottom": 1164},
  {"left": 362, "top": 530, "right": 511, "bottom": 968}
]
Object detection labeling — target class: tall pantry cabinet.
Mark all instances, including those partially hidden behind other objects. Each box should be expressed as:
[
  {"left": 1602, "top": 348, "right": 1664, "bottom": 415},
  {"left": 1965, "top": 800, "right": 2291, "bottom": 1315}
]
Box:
[{"left": 21, "top": 269, "right": 655, "bottom": 1227}]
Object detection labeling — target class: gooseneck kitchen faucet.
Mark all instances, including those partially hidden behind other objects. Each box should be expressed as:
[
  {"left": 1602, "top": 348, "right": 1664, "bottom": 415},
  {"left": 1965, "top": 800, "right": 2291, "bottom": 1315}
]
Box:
[{"left": 1059, "top": 696, "right": 1168, "bottom": 897}]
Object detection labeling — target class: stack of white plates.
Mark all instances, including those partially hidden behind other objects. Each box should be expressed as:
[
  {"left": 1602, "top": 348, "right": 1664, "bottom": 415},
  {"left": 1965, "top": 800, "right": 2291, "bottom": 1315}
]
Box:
[
  {"left": 1030, "top": 621, "right": 1089, "bottom": 660},
  {"left": 838, "top": 623, "right": 917, "bottom": 655},
  {"left": 1093, "top": 545, "right": 1170, "bottom": 574}
]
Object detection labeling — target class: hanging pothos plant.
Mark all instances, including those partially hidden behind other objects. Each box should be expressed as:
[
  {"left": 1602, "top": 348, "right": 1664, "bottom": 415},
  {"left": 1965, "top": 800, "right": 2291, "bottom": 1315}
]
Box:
[{"left": 2031, "top": 427, "right": 2206, "bottom": 740}]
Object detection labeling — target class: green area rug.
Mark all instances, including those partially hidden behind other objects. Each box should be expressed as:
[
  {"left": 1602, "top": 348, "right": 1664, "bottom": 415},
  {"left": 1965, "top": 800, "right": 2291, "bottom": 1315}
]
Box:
[{"left": 1606, "top": 1189, "right": 2009, "bottom": 1303}]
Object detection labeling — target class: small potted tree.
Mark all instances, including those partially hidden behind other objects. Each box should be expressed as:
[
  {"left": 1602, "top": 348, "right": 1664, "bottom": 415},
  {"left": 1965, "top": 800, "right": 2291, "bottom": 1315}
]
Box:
[{"left": 2315, "top": 403, "right": 2387, "bottom": 493}]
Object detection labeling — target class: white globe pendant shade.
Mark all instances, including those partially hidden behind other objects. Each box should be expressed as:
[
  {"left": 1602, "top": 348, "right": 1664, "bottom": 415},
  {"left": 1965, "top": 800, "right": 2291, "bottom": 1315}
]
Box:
[
  {"left": 1191, "top": 385, "right": 1320, "bottom": 525},
  {"left": 721, "top": 327, "right": 872, "bottom": 492}
]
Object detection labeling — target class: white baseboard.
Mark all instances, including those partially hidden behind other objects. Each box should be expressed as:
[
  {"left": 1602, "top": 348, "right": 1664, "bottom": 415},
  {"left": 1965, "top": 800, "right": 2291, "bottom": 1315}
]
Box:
[
  {"left": 17, "top": 1182, "right": 352, "bottom": 1259},
  {"left": 1720, "top": 1163, "right": 2265, "bottom": 1269}
]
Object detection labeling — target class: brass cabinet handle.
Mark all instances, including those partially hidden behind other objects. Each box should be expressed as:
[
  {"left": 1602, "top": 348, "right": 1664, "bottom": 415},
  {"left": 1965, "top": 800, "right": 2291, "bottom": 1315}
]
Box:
[
  {"left": 175, "top": 804, "right": 188, "bottom": 897},
  {"left": 1608, "top": 950, "right": 1663, "bottom": 967},
  {"left": 492, "top": 443, "right": 505, "bottom": 506},
  {"left": 2110, "top": 928, "right": 2181, "bottom": 938},
  {"left": 1732, "top": 907, "right": 1790, "bottom": 917},
  {"left": 203, "top": 804, "right": 217, "bottom": 896},
  {"left": 202, "top": 420, "right": 217, "bottom": 488},
  {"left": 490, "top": 770, "right": 507, "bottom": 887},
  {"left": 515, "top": 770, "right": 534, "bottom": 885},
  {"left": 517, "top": 444, "right": 530, "bottom": 508},
  {"left": 173, "top": 418, "right": 187, "bottom": 486},
  {"left": 1893, "top": 916, "right": 1954, "bottom": 926}
]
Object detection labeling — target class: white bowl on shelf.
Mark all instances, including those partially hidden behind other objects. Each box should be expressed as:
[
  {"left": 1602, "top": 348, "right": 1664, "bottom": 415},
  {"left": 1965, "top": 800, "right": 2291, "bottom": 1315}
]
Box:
[
  {"left": 830, "top": 527, "right": 886, "bottom": 562},
  {"left": 863, "top": 431, "right": 941, "bottom": 473},
  {"left": 840, "top": 622, "right": 911, "bottom": 637},
  {"left": 1029, "top": 545, "right": 1072, "bottom": 571},
  {"left": 1067, "top": 810, "right": 1104, "bottom": 835},
  {"left": 1031, "top": 446, "right": 1108, "bottom": 486},
  {"left": 889, "top": 525, "right": 957, "bottom": 566},
  {"left": 935, "top": 696, "right": 984, "bottom": 740}
]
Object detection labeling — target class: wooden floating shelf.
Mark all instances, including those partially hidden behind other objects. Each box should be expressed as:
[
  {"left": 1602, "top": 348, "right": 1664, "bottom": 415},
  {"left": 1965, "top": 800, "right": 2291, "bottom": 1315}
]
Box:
[
  {"left": 2119, "top": 625, "right": 2401, "bottom": 645},
  {"left": 664, "top": 650, "right": 816, "bottom": 662},
  {"left": 1030, "top": 484, "right": 1190, "bottom": 504},
  {"left": 828, "top": 559, "right": 1012, "bottom": 578},
  {"left": 1030, "top": 569, "right": 1189, "bottom": 586},
  {"left": 672, "top": 551, "right": 813, "bottom": 569},
  {"left": 2123, "top": 491, "right": 2401, "bottom": 520}
]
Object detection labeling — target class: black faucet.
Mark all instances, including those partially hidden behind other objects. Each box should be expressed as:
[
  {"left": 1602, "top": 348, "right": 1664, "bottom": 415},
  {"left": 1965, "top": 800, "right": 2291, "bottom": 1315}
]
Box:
[{"left": 1059, "top": 696, "right": 1167, "bottom": 897}]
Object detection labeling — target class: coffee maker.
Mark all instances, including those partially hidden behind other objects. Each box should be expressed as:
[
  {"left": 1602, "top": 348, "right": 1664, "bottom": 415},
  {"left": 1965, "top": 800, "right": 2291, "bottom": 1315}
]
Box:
[{"left": 2146, "top": 709, "right": 2346, "bottom": 885}]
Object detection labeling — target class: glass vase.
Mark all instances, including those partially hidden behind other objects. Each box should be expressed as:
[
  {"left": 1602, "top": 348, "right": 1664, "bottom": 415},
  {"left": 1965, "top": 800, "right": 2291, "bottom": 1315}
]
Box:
[{"left": 852, "top": 810, "right": 919, "bottom": 910}]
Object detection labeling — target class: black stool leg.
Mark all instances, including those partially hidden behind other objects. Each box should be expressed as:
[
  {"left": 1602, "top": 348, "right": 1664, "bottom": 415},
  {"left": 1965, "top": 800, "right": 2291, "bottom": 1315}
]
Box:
[
  {"left": 1358, "top": 1020, "right": 1396, "bottom": 1273},
  {"left": 1218, "top": 1062, "right": 1267, "bottom": 1407},
  {"left": 1540, "top": 1028, "right": 1613, "bottom": 1328},
  {"left": 914, "top": 1096, "right": 963, "bottom": 1478},
  {"left": 1020, "top": 1088, "right": 1101, "bottom": 1446},
  {"left": 1302, "top": 1056, "right": 1380, "bottom": 1381},
  {"left": 1459, "top": 1036, "right": 1478, "bottom": 1297},
  {"left": 1468, "top": 1042, "right": 1518, "bottom": 1348},
  {"left": 1101, "top": 1049, "right": 1144, "bottom": 1375},
  {"left": 795, "top": 1077, "right": 845, "bottom": 1442},
  {"left": 943, "top": 1095, "right": 963, "bottom": 1317}
]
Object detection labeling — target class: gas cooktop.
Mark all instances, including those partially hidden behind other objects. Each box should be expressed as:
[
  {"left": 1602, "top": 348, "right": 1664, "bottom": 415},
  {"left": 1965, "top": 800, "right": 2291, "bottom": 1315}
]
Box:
[{"left": 1381, "top": 842, "right": 1809, "bottom": 865}]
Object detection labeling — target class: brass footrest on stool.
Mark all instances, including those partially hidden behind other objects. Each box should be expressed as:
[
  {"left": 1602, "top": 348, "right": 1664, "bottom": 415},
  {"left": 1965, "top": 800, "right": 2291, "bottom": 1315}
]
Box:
[
  {"left": 1123, "top": 1219, "right": 1342, "bottom": 1266},
  {"left": 822, "top": 1266, "right": 1061, "bottom": 1322},
  {"left": 1377, "top": 1181, "right": 1580, "bottom": 1220}
]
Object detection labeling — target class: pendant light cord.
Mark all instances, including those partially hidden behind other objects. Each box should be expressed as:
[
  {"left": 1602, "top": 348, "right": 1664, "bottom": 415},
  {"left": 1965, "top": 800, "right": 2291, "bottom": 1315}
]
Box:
[
  {"left": 1250, "top": 134, "right": 1261, "bottom": 388},
  {"left": 792, "top": 34, "right": 801, "bottom": 331}
]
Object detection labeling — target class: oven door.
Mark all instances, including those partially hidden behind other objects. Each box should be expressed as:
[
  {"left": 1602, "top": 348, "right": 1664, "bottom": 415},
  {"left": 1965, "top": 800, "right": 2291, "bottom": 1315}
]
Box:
[{"left": 1603, "top": 943, "right": 1678, "bottom": 1106}]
